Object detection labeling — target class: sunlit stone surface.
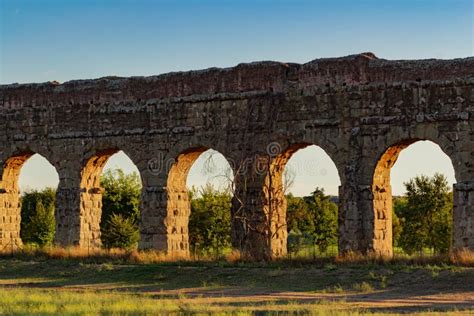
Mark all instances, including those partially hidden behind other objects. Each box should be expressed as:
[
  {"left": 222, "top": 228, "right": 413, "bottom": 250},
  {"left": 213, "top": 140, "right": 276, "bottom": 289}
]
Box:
[{"left": 1, "top": 53, "right": 473, "bottom": 260}]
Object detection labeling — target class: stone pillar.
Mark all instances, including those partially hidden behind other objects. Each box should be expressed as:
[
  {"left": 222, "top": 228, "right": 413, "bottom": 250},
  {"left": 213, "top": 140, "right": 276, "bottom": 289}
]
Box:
[
  {"left": 0, "top": 187, "right": 22, "bottom": 251},
  {"left": 54, "top": 185, "right": 81, "bottom": 246},
  {"left": 139, "top": 186, "right": 168, "bottom": 251},
  {"left": 165, "top": 186, "right": 191, "bottom": 256},
  {"left": 55, "top": 178, "right": 102, "bottom": 248},
  {"left": 358, "top": 144, "right": 407, "bottom": 258},
  {"left": 264, "top": 171, "right": 288, "bottom": 259},
  {"left": 232, "top": 183, "right": 273, "bottom": 260},
  {"left": 0, "top": 154, "right": 32, "bottom": 251},
  {"left": 139, "top": 185, "right": 189, "bottom": 257},
  {"left": 338, "top": 183, "right": 364, "bottom": 254},
  {"left": 78, "top": 187, "right": 103, "bottom": 248},
  {"left": 369, "top": 182, "right": 393, "bottom": 257},
  {"left": 139, "top": 148, "right": 206, "bottom": 258},
  {"left": 339, "top": 179, "right": 393, "bottom": 257},
  {"left": 453, "top": 181, "right": 474, "bottom": 250},
  {"left": 55, "top": 152, "right": 108, "bottom": 249},
  {"left": 231, "top": 155, "right": 287, "bottom": 260}
]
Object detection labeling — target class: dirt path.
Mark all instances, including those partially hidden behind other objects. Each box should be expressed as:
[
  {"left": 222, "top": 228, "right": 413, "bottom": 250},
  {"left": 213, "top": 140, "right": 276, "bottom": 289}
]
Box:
[
  {"left": 1, "top": 259, "right": 473, "bottom": 313},
  {"left": 154, "top": 287, "right": 474, "bottom": 313}
]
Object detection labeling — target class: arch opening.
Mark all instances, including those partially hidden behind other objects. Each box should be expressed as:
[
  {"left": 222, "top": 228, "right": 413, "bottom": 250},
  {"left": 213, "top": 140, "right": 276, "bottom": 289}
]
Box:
[
  {"left": 1, "top": 153, "right": 59, "bottom": 250},
  {"left": 265, "top": 143, "right": 341, "bottom": 258},
  {"left": 79, "top": 149, "right": 141, "bottom": 249},
  {"left": 167, "top": 147, "right": 234, "bottom": 257},
  {"left": 372, "top": 139, "right": 456, "bottom": 256}
]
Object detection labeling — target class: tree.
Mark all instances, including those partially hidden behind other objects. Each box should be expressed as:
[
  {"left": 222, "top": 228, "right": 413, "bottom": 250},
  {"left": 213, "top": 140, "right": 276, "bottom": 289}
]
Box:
[
  {"left": 101, "top": 213, "right": 139, "bottom": 249},
  {"left": 21, "top": 188, "right": 56, "bottom": 246},
  {"left": 392, "top": 196, "right": 406, "bottom": 247},
  {"left": 100, "top": 169, "right": 141, "bottom": 249},
  {"left": 286, "top": 193, "right": 312, "bottom": 234},
  {"left": 285, "top": 188, "right": 338, "bottom": 256},
  {"left": 101, "top": 169, "right": 141, "bottom": 225},
  {"left": 395, "top": 173, "right": 452, "bottom": 255},
  {"left": 286, "top": 194, "right": 313, "bottom": 255},
  {"left": 287, "top": 230, "right": 306, "bottom": 256},
  {"left": 303, "top": 188, "right": 338, "bottom": 253},
  {"left": 189, "top": 184, "right": 232, "bottom": 256}
]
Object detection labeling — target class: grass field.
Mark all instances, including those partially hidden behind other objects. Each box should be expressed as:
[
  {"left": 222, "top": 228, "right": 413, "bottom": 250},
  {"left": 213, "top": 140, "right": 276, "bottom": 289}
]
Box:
[{"left": 0, "top": 253, "right": 473, "bottom": 315}]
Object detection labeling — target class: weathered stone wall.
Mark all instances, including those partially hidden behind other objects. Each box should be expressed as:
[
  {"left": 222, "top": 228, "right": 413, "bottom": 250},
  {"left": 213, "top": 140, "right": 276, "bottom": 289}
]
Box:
[{"left": 0, "top": 53, "right": 473, "bottom": 259}]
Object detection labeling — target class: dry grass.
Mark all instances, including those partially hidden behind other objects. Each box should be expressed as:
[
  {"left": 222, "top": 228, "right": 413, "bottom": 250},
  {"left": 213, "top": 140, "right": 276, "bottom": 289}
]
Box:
[
  {"left": 224, "top": 249, "right": 242, "bottom": 262},
  {"left": 450, "top": 248, "right": 474, "bottom": 266},
  {"left": 1, "top": 245, "right": 473, "bottom": 267},
  {"left": 0, "top": 246, "right": 183, "bottom": 264},
  {"left": 333, "top": 250, "right": 474, "bottom": 267}
]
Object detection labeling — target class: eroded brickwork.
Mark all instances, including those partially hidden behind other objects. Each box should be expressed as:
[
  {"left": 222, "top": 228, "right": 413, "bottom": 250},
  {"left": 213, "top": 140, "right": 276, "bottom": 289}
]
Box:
[{"left": 1, "top": 53, "right": 473, "bottom": 259}]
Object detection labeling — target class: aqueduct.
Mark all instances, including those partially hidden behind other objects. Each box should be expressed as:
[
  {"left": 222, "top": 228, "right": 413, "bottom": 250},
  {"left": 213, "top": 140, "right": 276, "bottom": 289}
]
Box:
[{"left": 1, "top": 53, "right": 473, "bottom": 259}]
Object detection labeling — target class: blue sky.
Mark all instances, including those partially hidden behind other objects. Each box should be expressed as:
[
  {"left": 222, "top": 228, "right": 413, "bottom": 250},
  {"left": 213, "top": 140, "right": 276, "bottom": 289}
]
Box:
[
  {"left": 1, "top": 0, "right": 472, "bottom": 84},
  {"left": 2, "top": 0, "right": 471, "bottom": 195}
]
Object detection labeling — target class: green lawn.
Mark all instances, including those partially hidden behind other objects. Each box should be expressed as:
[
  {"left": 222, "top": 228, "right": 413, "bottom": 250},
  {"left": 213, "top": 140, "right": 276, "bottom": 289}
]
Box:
[{"left": 0, "top": 258, "right": 472, "bottom": 315}]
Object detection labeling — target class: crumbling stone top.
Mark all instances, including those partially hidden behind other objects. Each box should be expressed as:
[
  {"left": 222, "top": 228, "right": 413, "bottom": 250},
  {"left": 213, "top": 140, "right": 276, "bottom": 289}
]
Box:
[{"left": 1, "top": 53, "right": 473, "bottom": 107}]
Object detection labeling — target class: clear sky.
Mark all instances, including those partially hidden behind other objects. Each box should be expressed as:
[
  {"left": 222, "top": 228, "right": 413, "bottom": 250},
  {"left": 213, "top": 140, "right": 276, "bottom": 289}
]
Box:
[{"left": 2, "top": 0, "right": 472, "bottom": 196}]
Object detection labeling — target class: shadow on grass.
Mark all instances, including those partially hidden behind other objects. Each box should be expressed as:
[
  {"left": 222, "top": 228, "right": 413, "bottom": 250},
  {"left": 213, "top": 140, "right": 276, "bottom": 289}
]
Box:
[{"left": 0, "top": 258, "right": 472, "bottom": 313}]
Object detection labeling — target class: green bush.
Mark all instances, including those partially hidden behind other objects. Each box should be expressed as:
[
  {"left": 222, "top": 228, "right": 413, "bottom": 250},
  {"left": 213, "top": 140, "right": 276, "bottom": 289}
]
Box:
[
  {"left": 20, "top": 188, "right": 56, "bottom": 247},
  {"left": 101, "top": 214, "right": 139, "bottom": 249},
  {"left": 189, "top": 184, "right": 232, "bottom": 256},
  {"left": 101, "top": 169, "right": 141, "bottom": 225},
  {"left": 287, "top": 230, "right": 306, "bottom": 256},
  {"left": 100, "top": 169, "right": 141, "bottom": 248},
  {"left": 287, "top": 188, "right": 338, "bottom": 254}
]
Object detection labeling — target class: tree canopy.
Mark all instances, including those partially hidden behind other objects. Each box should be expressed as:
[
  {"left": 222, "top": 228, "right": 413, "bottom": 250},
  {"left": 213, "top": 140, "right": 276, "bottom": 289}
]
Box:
[
  {"left": 20, "top": 188, "right": 56, "bottom": 246},
  {"left": 189, "top": 184, "right": 232, "bottom": 256},
  {"left": 286, "top": 188, "right": 338, "bottom": 255},
  {"left": 394, "top": 173, "right": 453, "bottom": 255},
  {"left": 100, "top": 169, "right": 142, "bottom": 249}
]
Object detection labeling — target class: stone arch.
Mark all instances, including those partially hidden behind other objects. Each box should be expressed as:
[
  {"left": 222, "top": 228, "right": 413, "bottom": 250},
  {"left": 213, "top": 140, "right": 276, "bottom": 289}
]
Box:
[
  {"left": 165, "top": 146, "right": 234, "bottom": 257},
  {"left": 263, "top": 142, "right": 342, "bottom": 258},
  {"left": 364, "top": 123, "right": 462, "bottom": 184},
  {"left": 0, "top": 151, "right": 59, "bottom": 250},
  {"left": 79, "top": 148, "right": 142, "bottom": 248},
  {"left": 370, "top": 138, "right": 457, "bottom": 256}
]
